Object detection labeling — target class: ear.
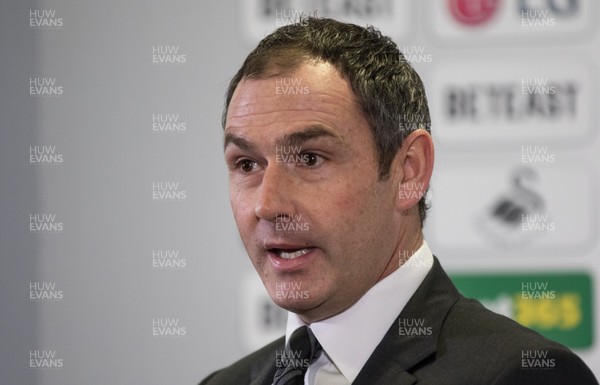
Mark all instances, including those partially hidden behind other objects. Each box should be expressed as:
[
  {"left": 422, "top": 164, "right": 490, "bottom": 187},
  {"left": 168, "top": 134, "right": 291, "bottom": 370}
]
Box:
[{"left": 393, "top": 130, "right": 434, "bottom": 212}]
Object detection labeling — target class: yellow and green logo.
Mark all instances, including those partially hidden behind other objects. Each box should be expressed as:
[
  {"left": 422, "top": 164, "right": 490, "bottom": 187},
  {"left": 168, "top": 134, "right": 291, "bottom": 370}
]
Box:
[{"left": 450, "top": 273, "right": 593, "bottom": 348}]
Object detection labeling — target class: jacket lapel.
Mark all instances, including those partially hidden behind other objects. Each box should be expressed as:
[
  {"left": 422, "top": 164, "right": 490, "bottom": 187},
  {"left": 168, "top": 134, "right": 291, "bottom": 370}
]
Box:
[
  {"left": 248, "top": 365, "right": 276, "bottom": 385},
  {"left": 352, "top": 346, "right": 418, "bottom": 385},
  {"left": 249, "top": 337, "right": 283, "bottom": 385},
  {"left": 353, "top": 257, "right": 459, "bottom": 384}
]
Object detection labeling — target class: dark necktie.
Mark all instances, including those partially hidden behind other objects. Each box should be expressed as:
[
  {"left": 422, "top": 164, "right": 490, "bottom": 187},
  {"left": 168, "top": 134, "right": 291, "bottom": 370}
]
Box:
[{"left": 272, "top": 326, "right": 323, "bottom": 385}]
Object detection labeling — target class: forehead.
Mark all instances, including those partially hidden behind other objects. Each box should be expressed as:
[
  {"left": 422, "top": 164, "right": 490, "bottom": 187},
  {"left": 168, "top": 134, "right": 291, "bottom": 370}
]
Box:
[{"left": 225, "top": 61, "right": 368, "bottom": 135}]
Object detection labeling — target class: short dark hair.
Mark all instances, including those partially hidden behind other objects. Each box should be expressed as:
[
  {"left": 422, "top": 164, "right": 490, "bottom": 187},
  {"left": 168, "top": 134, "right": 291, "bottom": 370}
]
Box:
[{"left": 223, "top": 17, "right": 432, "bottom": 225}]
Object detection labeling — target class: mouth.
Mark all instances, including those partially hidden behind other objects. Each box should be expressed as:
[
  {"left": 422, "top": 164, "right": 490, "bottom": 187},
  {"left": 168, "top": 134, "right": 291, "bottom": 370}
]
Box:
[
  {"left": 265, "top": 244, "right": 317, "bottom": 271},
  {"left": 270, "top": 247, "right": 314, "bottom": 260}
]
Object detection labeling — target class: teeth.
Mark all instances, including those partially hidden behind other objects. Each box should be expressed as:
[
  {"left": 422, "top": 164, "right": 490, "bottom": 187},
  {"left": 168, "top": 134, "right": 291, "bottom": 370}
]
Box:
[{"left": 278, "top": 248, "right": 310, "bottom": 259}]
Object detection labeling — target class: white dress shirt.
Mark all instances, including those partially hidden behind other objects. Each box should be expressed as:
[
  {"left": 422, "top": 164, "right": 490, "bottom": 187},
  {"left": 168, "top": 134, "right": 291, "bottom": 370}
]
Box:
[{"left": 285, "top": 241, "right": 434, "bottom": 385}]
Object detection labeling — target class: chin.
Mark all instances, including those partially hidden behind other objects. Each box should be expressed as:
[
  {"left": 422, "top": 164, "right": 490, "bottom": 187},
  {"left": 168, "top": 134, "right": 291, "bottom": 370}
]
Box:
[{"left": 270, "top": 294, "right": 318, "bottom": 312}]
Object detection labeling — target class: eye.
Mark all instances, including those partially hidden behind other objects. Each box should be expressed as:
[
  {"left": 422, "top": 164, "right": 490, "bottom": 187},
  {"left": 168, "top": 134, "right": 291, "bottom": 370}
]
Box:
[
  {"left": 297, "top": 153, "right": 323, "bottom": 168},
  {"left": 236, "top": 159, "right": 258, "bottom": 173}
]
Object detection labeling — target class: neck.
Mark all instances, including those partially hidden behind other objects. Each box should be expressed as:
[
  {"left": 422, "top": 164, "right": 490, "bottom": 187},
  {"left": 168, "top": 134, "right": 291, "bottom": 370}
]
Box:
[{"left": 375, "top": 229, "right": 424, "bottom": 284}]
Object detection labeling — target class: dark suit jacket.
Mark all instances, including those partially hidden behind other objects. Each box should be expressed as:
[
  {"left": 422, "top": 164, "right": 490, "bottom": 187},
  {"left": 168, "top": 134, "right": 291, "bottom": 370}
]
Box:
[{"left": 199, "top": 257, "right": 598, "bottom": 384}]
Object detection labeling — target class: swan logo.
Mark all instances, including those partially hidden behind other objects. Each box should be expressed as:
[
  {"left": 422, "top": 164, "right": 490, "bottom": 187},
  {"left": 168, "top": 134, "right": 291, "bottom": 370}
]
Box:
[{"left": 476, "top": 167, "right": 554, "bottom": 248}]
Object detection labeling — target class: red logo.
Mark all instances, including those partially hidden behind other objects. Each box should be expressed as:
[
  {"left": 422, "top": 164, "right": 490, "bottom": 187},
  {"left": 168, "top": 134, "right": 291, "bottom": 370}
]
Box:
[{"left": 448, "top": 0, "right": 501, "bottom": 26}]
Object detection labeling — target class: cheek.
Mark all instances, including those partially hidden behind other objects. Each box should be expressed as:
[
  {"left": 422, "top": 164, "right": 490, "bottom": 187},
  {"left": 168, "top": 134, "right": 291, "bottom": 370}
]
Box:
[
  {"left": 324, "top": 180, "right": 394, "bottom": 252},
  {"left": 330, "top": 175, "right": 380, "bottom": 217},
  {"left": 311, "top": 180, "right": 375, "bottom": 253},
  {"left": 229, "top": 186, "right": 252, "bottom": 231}
]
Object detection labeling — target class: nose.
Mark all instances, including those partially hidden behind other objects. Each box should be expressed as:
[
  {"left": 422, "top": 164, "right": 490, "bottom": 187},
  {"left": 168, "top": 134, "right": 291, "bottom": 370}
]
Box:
[{"left": 255, "top": 162, "right": 295, "bottom": 222}]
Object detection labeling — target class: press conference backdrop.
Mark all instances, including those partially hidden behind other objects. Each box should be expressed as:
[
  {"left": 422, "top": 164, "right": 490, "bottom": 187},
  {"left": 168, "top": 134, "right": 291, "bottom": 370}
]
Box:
[{"left": 1, "top": 0, "right": 598, "bottom": 383}]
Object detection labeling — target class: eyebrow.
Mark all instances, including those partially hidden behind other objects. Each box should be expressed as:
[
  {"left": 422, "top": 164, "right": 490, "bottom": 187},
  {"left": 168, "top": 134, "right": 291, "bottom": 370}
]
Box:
[
  {"left": 280, "top": 125, "right": 342, "bottom": 147},
  {"left": 223, "top": 133, "right": 254, "bottom": 152},
  {"left": 223, "top": 124, "right": 342, "bottom": 152}
]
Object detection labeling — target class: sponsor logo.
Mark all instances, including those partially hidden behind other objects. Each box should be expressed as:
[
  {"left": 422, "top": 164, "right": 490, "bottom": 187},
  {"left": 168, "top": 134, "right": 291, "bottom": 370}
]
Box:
[
  {"left": 451, "top": 273, "right": 593, "bottom": 348},
  {"left": 477, "top": 167, "right": 556, "bottom": 248},
  {"left": 521, "top": 77, "right": 557, "bottom": 95},
  {"left": 434, "top": 0, "right": 592, "bottom": 41},
  {"left": 429, "top": 159, "right": 595, "bottom": 257},
  {"left": 241, "top": 0, "right": 413, "bottom": 44},
  {"left": 521, "top": 145, "right": 556, "bottom": 164},
  {"left": 521, "top": 9, "right": 556, "bottom": 28},
  {"left": 521, "top": 281, "right": 556, "bottom": 299},
  {"left": 445, "top": 82, "right": 577, "bottom": 124},
  {"left": 520, "top": 0, "right": 580, "bottom": 21},
  {"left": 448, "top": 0, "right": 501, "bottom": 25},
  {"left": 430, "top": 56, "right": 591, "bottom": 147}
]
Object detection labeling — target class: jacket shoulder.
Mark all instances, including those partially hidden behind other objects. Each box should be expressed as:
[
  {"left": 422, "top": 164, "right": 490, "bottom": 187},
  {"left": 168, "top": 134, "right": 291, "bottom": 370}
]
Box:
[
  {"left": 446, "top": 295, "right": 564, "bottom": 348},
  {"left": 437, "top": 296, "right": 598, "bottom": 384},
  {"left": 199, "top": 336, "right": 284, "bottom": 385}
]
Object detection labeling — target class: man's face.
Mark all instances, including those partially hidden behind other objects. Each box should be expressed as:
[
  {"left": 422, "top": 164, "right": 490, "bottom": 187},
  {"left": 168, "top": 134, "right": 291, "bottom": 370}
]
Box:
[{"left": 224, "top": 61, "right": 404, "bottom": 322}]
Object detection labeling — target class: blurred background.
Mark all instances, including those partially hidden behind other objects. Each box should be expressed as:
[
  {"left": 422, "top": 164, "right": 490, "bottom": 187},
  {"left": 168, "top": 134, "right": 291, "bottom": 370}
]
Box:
[{"left": 1, "top": 0, "right": 598, "bottom": 383}]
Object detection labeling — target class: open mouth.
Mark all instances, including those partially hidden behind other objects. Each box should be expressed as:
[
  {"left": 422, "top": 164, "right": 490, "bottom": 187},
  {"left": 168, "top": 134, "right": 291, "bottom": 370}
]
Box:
[{"left": 270, "top": 247, "right": 313, "bottom": 260}]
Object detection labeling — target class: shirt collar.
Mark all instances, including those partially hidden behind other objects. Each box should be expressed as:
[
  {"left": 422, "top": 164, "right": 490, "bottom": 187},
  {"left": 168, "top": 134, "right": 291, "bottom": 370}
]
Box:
[{"left": 285, "top": 241, "right": 433, "bottom": 383}]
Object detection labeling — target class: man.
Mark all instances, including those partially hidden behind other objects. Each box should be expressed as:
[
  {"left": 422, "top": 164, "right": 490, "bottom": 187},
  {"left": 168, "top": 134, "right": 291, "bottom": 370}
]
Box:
[{"left": 201, "top": 17, "right": 597, "bottom": 385}]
